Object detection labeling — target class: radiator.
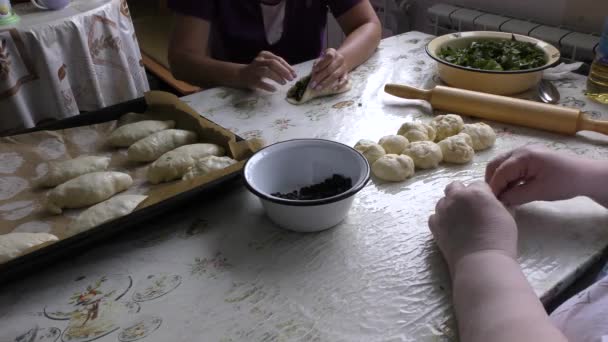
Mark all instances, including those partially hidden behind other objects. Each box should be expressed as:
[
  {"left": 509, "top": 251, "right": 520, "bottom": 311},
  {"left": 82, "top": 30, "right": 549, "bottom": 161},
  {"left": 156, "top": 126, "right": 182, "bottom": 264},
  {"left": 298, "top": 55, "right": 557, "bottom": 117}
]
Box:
[{"left": 427, "top": 3, "right": 600, "bottom": 63}]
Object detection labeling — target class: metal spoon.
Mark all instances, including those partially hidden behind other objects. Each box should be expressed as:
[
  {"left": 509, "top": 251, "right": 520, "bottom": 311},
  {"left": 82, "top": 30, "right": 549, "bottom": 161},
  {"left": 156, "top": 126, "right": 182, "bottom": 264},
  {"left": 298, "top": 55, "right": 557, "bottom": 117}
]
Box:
[{"left": 538, "top": 79, "right": 560, "bottom": 104}]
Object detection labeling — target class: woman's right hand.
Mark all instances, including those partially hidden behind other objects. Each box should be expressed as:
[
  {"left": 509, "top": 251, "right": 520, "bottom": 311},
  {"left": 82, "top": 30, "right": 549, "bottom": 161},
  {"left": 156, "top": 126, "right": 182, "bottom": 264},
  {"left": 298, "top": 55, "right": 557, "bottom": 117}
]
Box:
[
  {"left": 486, "top": 145, "right": 605, "bottom": 206},
  {"left": 238, "top": 51, "right": 296, "bottom": 92}
]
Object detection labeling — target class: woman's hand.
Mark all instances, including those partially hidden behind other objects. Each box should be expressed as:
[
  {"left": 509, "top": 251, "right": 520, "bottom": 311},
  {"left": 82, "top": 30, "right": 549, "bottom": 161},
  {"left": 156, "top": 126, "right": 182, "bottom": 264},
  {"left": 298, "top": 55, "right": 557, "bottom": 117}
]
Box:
[
  {"left": 485, "top": 145, "right": 607, "bottom": 206},
  {"left": 429, "top": 181, "right": 517, "bottom": 275},
  {"left": 310, "top": 48, "right": 349, "bottom": 91},
  {"left": 238, "top": 51, "right": 296, "bottom": 92}
]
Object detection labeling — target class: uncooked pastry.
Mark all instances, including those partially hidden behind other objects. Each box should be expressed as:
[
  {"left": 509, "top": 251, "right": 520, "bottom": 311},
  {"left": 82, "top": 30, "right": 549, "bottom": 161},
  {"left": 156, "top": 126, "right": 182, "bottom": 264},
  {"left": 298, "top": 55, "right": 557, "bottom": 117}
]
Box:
[
  {"left": 438, "top": 133, "right": 475, "bottom": 164},
  {"left": 431, "top": 114, "right": 464, "bottom": 141},
  {"left": 286, "top": 75, "right": 352, "bottom": 105},
  {"left": 67, "top": 195, "right": 148, "bottom": 236},
  {"left": 128, "top": 129, "right": 198, "bottom": 162},
  {"left": 372, "top": 154, "right": 415, "bottom": 182},
  {"left": 182, "top": 156, "right": 238, "bottom": 181},
  {"left": 402, "top": 141, "right": 443, "bottom": 169},
  {"left": 0, "top": 232, "right": 58, "bottom": 263},
  {"left": 461, "top": 122, "right": 496, "bottom": 151},
  {"left": 147, "top": 144, "right": 225, "bottom": 184},
  {"left": 37, "top": 156, "right": 111, "bottom": 188},
  {"left": 378, "top": 135, "right": 409, "bottom": 155},
  {"left": 108, "top": 120, "right": 175, "bottom": 147},
  {"left": 397, "top": 122, "right": 436, "bottom": 142},
  {"left": 46, "top": 171, "right": 133, "bottom": 214},
  {"left": 354, "top": 139, "right": 386, "bottom": 164}
]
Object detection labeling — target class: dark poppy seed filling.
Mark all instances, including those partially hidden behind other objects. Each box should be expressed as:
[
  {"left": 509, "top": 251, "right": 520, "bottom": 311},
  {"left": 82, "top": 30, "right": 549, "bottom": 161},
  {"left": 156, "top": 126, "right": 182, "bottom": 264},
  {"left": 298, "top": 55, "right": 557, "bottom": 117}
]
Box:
[{"left": 272, "top": 174, "right": 353, "bottom": 200}]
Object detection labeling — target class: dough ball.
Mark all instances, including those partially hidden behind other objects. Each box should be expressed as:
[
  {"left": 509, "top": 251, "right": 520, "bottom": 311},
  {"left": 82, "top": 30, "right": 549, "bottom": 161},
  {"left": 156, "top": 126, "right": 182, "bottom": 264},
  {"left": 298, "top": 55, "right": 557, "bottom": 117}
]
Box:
[
  {"left": 438, "top": 133, "right": 475, "bottom": 164},
  {"left": 372, "top": 154, "right": 415, "bottom": 182},
  {"left": 397, "top": 122, "right": 436, "bottom": 142},
  {"left": 354, "top": 139, "right": 386, "bottom": 164},
  {"left": 402, "top": 141, "right": 443, "bottom": 169},
  {"left": 461, "top": 123, "right": 496, "bottom": 151},
  {"left": 378, "top": 135, "right": 409, "bottom": 154},
  {"left": 431, "top": 114, "right": 464, "bottom": 142}
]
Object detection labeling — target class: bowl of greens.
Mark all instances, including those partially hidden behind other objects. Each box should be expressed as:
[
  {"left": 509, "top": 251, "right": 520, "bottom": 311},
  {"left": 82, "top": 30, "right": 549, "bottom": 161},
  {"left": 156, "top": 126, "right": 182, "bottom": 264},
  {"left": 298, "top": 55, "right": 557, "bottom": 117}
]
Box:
[{"left": 426, "top": 31, "right": 560, "bottom": 95}]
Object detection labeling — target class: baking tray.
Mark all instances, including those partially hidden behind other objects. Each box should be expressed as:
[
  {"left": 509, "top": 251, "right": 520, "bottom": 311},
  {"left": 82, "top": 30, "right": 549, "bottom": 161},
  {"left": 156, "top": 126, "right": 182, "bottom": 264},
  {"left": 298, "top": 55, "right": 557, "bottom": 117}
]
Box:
[{"left": 0, "top": 93, "right": 248, "bottom": 284}]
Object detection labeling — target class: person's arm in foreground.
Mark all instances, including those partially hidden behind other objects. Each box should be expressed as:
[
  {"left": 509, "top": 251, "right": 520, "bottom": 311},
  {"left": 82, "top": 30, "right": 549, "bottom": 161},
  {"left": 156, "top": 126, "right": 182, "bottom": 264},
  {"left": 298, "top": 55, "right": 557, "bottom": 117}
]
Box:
[
  {"left": 429, "top": 181, "right": 567, "bottom": 342},
  {"left": 486, "top": 145, "right": 608, "bottom": 208},
  {"left": 309, "top": 1, "right": 381, "bottom": 90},
  {"left": 168, "top": 15, "right": 296, "bottom": 91}
]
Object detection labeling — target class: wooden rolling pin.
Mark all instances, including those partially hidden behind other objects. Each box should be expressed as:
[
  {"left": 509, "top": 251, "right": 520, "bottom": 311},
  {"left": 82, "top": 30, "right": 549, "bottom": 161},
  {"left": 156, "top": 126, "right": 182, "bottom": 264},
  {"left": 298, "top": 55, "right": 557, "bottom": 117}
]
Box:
[{"left": 384, "top": 84, "right": 608, "bottom": 136}]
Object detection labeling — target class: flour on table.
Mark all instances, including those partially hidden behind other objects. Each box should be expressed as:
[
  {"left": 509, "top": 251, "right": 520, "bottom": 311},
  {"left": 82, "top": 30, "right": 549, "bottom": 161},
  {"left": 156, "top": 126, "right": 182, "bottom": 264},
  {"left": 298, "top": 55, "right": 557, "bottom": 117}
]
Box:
[
  {"left": 37, "top": 138, "right": 66, "bottom": 160},
  {"left": 0, "top": 201, "right": 36, "bottom": 221},
  {"left": 0, "top": 176, "right": 29, "bottom": 201},
  {"left": 12, "top": 221, "right": 52, "bottom": 233},
  {"left": 0, "top": 152, "right": 24, "bottom": 174}
]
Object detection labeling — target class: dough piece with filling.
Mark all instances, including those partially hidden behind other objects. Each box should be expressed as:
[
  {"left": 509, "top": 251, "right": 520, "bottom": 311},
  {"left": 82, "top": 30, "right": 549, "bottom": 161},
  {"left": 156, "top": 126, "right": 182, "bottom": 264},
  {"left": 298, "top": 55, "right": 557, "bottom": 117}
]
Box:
[
  {"left": 372, "top": 154, "right": 415, "bottom": 182},
  {"left": 128, "top": 129, "right": 198, "bottom": 162},
  {"left": 438, "top": 133, "right": 475, "bottom": 164},
  {"left": 402, "top": 141, "right": 443, "bottom": 169},
  {"left": 47, "top": 171, "right": 133, "bottom": 214},
  {"left": 397, "top": 122, "right": 436, "bottom": 142},
  {"left": 67, "top": 195, "right": 148, "bottom": 236},
  {"left": 378, "top": 135, "right": 409, "bottom": 154},
  {"left": 116, "top": 112, "right": 149, "bottom": 127},
  {"left": 0, "top": 233, "right": 59, "bottom": 263},
  {"left": 461, "top": 122, "right": 496, "bottom": 151},
  {"left": 37, "top": 156, "right": 111, "bottom": 188},
  {"left": 286, "top": 75, "right": 351, "bottom": 105},
  {"left": 108, "top": 120, "right": 175, "bottom": 147},
  {"left": 354, "top": 139, "right": 386, "bottom": 164},
  {"left": 182, "top": 156, "right": 238, "bottom": 181},
  {"left": 147, "top": 144, "right": 225, "bottom": 184},
  {"left": 431, "top": 114, "right": 464, "bottom": 141}
]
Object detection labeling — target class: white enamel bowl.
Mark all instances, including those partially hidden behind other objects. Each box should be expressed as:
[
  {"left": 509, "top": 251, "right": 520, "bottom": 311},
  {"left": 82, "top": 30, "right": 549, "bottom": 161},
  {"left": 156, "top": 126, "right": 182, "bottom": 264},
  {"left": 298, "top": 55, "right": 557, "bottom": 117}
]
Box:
[{"left": 244, "top": 139, "right": 370, "bottom": 233}]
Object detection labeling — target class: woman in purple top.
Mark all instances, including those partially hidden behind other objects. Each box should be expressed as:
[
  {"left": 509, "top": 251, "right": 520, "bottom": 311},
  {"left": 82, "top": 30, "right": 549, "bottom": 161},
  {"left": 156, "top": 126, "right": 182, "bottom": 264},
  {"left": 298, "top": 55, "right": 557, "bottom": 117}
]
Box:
[{"left": 168, "top": 0, "right": 381, "bottom": 92}]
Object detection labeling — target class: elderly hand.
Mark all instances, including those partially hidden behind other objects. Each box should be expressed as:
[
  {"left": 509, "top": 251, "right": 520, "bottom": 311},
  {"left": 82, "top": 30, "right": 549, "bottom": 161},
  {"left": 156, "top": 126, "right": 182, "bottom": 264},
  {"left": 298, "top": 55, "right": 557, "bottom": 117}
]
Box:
[
  {"left": 310, "top": 48, "right": 349, "bottom": 91},
  {"left": 429, "top": 181, "right": 518, "bottom": 275},
  {"left": 238, "top": 51, "right": 297, "bottom": 92}
]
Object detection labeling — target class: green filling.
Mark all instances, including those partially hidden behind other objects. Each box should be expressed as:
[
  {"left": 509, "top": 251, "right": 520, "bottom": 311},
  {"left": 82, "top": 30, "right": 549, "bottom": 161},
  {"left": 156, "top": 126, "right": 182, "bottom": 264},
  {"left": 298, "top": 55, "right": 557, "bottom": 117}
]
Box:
[
  {"left": 287, "top": 75, "right": 311, "bottom": 101},
  {"left": 438, "top": 36, "right": 547, "bottom": 71}
]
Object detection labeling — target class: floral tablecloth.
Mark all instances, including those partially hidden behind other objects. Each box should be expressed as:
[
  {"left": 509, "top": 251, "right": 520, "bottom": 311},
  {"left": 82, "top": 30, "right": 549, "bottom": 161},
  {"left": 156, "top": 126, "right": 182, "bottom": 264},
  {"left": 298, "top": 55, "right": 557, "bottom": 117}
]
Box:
[
  {"left": 0, "top": 0, "right": 149, "bottom": 133},
  {"left": 2, "top": 31, "right": 608, "bottom": 342}
]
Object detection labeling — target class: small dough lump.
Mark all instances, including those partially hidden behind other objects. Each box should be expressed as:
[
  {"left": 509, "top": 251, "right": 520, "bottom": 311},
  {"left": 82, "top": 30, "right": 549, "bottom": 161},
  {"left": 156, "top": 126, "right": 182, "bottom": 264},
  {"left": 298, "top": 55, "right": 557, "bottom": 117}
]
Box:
[
  {"left": 354, "top": 139, "right": 386, "bottom": 164},
  {"left": 438, "top": 133, "right": 475, "bottom": 164},
  {"left": 402, "top": 141, "right": 443, "bottom": 169},
  {"left": 372, "top": 154, "right": 415, "bottom": 182},
  {"left": 431, "top": 114, "right": 464, "bottom": 142},
  {"left": 461, "top": 122, "right": 496, "bottom": 151},
  {"left": 378, "top": 135, "right": 409, "bottom": 154},
  {"left": 397, "top": 122, "right": 436, "bottom": 142}
]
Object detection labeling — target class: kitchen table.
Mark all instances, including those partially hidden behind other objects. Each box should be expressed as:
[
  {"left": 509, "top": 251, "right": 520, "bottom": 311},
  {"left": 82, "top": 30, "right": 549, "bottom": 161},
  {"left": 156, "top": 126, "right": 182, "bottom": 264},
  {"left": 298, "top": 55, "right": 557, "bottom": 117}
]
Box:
[{"left": 2, "top": 31, "right": 608, "bottom": 342}]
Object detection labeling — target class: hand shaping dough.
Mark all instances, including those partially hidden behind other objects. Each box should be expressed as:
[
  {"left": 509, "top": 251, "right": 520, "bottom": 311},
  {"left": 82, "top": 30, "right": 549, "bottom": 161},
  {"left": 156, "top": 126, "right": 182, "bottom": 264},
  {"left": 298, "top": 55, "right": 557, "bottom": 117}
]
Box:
[
  {"left": 402, "top": 141, "right": 443, "bottom": 169},
  {"left": 372, "top": 154, "right": 415, "bottom": 182},
  {"left": 116, "top": 112, "right": 149, "bottom": 127},
  {"left": 183, "top": 156, "right": 238, "bottom": 181},
  {"left": 67, "top": 195, "right": 148, "bottom": 236},
  {"left": 438, "top": 133, "right": 475, "bottom": 164},
  {"left": 47, "top": 171, "right": 133, "bottom": 214},
  {"left": 378, "top": 135, "right": 409, "bottom": 155},
  {"left": 37, "top": 156, "right": 111, "bottom": 188},
  {"left": 286, "top": 74, "right": 351, "bottom": 105},
  {"left": 128, "top": 129, "right": 198, "bottom": 162},
  {"left": 397, "top": 122, "right": 436, "bottom": 142},
  {"left": 431, "top": 114, "right": 464, "bottom": 142},
  {"left": 354, "top": 139, "right": 386, "bottom": 164},
  {"left": 461, "top": 123, "right": 496, "bottom": 151},
  {"left": 147, "top": 143, "right": 225, "bottom": 184},
  {"left": 108, "top": 120, "right": 175, "bottom": 147},
  {"left": 0, "top": 233, "right": 59, "bottom": 263}
]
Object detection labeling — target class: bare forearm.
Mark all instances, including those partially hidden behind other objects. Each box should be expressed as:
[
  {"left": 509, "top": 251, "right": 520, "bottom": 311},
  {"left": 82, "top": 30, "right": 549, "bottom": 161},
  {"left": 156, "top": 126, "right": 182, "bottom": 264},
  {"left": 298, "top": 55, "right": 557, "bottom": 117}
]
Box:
[
  {"left": 337, "top": 22, "right": 381, "bottom": 72},
  {"left": 170, "top": 52, "right": 245, "bottom": 89},
  {"left": 452, "top": 251, "right": 567, "bottom": 342}
]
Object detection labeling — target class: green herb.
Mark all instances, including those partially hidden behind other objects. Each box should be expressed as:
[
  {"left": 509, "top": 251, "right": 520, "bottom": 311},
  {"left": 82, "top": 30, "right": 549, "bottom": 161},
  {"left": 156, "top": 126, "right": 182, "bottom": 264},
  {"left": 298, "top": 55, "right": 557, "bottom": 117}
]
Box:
[
  {"left": 437, "top": 36, "right": 546, "bottom": 71},
  {"left": 287, "top": 75, "right": 311, "bottom": 101}
]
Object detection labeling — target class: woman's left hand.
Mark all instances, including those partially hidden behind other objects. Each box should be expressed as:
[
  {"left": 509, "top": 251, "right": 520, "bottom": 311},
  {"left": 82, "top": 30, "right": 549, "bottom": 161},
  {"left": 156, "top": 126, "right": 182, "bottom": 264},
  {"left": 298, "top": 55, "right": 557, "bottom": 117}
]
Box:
[{"left": 310, "top": 48, "right": 348, "bottom": 91}]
